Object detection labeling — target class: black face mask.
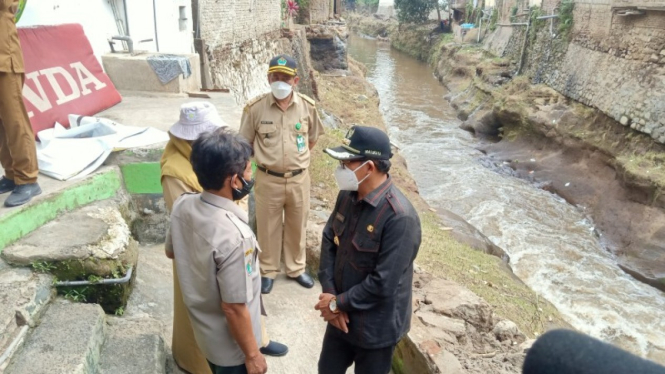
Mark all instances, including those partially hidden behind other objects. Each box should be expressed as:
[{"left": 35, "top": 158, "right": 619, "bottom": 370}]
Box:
[{"left": 232, "top": 176, "right": 255, "bottom": 201}]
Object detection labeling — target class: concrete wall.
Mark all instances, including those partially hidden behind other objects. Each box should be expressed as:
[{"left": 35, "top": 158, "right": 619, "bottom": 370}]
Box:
[
  {"left": 18, "top": 0, "right": 119, "bottom": 62},
  {"left": 309, "top": 0, "right": 333, "bottom": 23},
  {"left": 18, "top": 0, "right": 193, "bottom": 59},
  {"left": 153, "top": 0, "right": 194, "bottom": 54},
  {"left": 124, "top": 0, "right": 193, "bottom": 53},
  {"left": 124, "top": 0, "right": 158, "bottom": 52},
  {"left": 486, "top": 0, "right": 665, "bottom": 143},
  {"left": 102, "top": 53, "right": 200, "bottom": 94}
]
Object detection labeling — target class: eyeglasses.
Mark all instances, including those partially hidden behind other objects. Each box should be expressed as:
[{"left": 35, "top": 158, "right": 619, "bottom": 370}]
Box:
[{"left": 339, "top": 160, "right": 371, "bottom": 170}]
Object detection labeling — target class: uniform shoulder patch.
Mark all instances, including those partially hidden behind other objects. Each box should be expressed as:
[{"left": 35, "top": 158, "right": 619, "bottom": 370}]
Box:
[
  {"left": 297, "top": 92, "right": 316, "bottom": 106},
  {"left": 385, "top": 190, "right": 407, "bottom": 215},
  {"left": 227, "top": 212, "right": 254, "bottom": 239},
  {"left": 244, "top": 93, "right": 269, "bottom": 112}
]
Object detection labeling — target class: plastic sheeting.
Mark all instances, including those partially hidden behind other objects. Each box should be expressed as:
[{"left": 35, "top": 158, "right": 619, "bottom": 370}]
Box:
[{"left": 37, "top": 115, "right": 168, "bottom": 181}]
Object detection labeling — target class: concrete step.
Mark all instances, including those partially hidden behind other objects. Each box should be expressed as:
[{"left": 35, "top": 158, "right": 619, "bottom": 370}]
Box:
[
  {"left": 0, "top": 259, "right": 54, "bottom": 372},
  {"left": 4, "top": 301, "right": 106, "bottom": 374},
  {"left": 99, "top": 317, "right": 166, "bottom": 374},
  {"left": 1, "top": 199, "right": 138, "bottom": 314},
  {"left": 0, "top": 166, "right": 123, "bottom": 255}
]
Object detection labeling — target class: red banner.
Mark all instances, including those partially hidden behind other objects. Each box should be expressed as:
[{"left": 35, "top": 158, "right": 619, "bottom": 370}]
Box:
[{"left": 18, "top": 24, "right": 122, "bottom": 134}]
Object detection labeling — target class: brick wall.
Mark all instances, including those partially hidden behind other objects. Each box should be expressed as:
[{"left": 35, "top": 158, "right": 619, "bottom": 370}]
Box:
[
  {"left": 198, "top": 0, "right": 282, "bottom": 49},
  {"left": 196, "top": 0, "right": 281, "bottom": 104}
]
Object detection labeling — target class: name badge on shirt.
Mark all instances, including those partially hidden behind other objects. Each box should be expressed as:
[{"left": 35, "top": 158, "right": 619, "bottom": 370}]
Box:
[
  {"left": 260, "top": 121, "right": 273, "bottom": 124},
  {"left": 245, "top": 248, "right": 254, "bottom": 275},
  {"left": 296, "top": 134, "right": 306, "bottom": 153}
]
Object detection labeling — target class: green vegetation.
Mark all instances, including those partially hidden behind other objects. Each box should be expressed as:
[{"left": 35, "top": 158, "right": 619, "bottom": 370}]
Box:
[
  {"left": 557, "top": 0, "right": 574, "bottom": 40},
  {"left": 428, "top": 33, "right": 455, "bottom": 66},
  {"left": 465, "top": 1, "right": 475, "bottom": 23},
  {"left": 63, "top": 288, "right": 89, "bottom": 302},
  {"left": 394, "top": 0, "right": 435, "bottom": 24},
  {"left": 391, "top": 355, "right": 405, "bottom": 374},
  {"left": 528, "top": 6, "right": 546, "bottom": 43},
  {"left": 87, "top": 275, "right": 104, "bottom": 284},
  {"left": 114, "top": 306, "right": 125, "bottom": 316},
  {"left": 489, "top": 7, "right": 499, "bottom": 31},
  {"left": 295, "top": 0, "right": 310, "bottom": 23},
  {"left": 510, "top": 4, "right": 518, "bottom": 22},
  {"left": 32, "top": 261, "right": 56, "bottom": 273}
]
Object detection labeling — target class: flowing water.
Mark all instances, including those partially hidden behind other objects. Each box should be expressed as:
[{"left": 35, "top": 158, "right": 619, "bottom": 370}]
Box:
[{"left": 347, "top": 34, "right": 665, "bottom": 361}]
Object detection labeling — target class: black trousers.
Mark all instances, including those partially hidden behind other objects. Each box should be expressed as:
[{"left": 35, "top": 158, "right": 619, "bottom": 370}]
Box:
[
  {"left": 318, "top": 330, "right": 396, "bottom": 374},
  {"left": 207, "top": 360, "right": 247, "bottom": 374}
]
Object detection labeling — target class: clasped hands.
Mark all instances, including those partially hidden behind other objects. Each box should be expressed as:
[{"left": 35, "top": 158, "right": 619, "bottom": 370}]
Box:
[{"left": 314, "top": 293, "right": 349, "bottom": 333}]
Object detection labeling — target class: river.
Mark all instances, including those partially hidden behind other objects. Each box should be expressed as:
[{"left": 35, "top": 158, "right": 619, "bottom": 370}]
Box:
[{"left": 346, "top": 34, "right": 665, "bottom": 362}]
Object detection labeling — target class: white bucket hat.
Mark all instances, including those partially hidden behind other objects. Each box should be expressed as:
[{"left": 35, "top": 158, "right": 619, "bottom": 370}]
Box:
[{"left": 169, "top": 102, "right": 226, "bottom": 141}]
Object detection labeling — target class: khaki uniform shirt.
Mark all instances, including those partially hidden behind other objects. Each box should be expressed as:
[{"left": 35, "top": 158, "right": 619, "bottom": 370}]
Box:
[
  {"left": 0, "top": 0, "right": 25, "bottom": 73},
  {"left": 239, "top": 92, "right": 325, "bottom": 173},
  {"left": 166, "top": 191, "right": 262, "bottom": 367}
]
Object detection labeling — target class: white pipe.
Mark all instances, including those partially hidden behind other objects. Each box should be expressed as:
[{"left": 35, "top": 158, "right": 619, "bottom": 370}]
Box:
[
  {"left": 0, "top": 325, "right": 29, "bottom": 367},
  {"left": 54, "top": 266, "right": 134, "bottom": 287}
]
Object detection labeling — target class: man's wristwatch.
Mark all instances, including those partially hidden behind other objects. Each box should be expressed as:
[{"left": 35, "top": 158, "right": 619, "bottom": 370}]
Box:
[{"left": 329, "top": 296, "right": 339, "bottom": 314}]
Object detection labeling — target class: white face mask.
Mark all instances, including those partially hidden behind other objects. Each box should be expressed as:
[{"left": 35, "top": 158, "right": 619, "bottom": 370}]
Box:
[
  {"left": 334, "top": 161, "right": 371, "bottom": 191},
  {"left": 270, "top": 81, "right": 293, "bottom": 100}
]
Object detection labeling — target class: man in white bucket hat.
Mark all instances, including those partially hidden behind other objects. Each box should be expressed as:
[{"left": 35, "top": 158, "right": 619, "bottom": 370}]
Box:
[{"left": 162, "top": 102, "right": 288, "bottom": 374}]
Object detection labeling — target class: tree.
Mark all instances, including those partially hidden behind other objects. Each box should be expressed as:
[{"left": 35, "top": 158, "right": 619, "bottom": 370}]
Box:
[
  {"left": 434, "top": 0, "right": 450, "bottom": 27},
  {"left": 394, "top": 0, "right": 436, "bottom": 23}
]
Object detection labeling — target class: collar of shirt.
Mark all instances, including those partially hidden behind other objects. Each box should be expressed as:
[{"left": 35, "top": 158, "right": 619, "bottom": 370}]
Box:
[
  {"left": 353, "top": 176, "right": 394, "bottom": 208},
  {"left": 200, "top": 191, "right": 249, "bottom": 223},
  {"left": 268, "top": 91, "right": 301, "bottom": 110}
]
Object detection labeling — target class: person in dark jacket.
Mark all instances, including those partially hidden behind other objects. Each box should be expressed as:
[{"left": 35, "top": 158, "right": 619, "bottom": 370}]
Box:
[{"left": 314, "top": 126, "right": 422, "bottom": 374}]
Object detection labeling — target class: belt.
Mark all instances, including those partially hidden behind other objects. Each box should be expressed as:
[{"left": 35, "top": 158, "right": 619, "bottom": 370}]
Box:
[{"left": 257, "top": 166, "right": 304, "bottom": 178}]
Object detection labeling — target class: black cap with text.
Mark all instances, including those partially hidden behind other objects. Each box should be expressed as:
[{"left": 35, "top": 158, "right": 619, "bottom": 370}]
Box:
[{"left": 324, "top": 126, "right": 393, "bottom": 161}]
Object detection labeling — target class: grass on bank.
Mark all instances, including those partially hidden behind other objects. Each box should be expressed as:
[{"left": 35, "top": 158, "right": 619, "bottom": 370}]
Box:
[{"left": 309, "top": 61, "right": 567, "bottom": 337}]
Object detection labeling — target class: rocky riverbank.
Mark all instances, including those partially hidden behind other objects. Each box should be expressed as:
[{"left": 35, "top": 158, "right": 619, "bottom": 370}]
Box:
[
  {"left": 347, "top": 14, "right": 665, "bottom": 293},
  {"left": 303, "top": 51, "right": 572, "bottom": 372}
]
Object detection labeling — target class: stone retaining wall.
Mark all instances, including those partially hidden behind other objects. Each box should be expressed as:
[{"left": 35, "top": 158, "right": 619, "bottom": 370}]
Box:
[{"left": 487, "top": 0, "right": 665, "bottom": 143}]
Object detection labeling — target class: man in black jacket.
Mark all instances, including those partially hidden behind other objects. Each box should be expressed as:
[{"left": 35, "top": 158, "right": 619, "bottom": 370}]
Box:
[{"left": 315, "top": 126, "right": 422, "bottom": 374}]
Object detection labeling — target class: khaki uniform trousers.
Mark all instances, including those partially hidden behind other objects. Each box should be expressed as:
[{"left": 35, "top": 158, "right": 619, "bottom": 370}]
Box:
[
  {"left": 0, "top": 72, "right": 38, "bottom": 184},
  {"left": 255, "top": 169, "right": 310, "bottom": 279},
  {"left": 162, "top": 176, "right": 269, "bottom": 374}
]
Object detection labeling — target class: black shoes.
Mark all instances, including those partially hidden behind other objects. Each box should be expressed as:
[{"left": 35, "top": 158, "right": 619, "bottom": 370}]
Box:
[
  {"left": 261, "top": 277, "right": 274, "bottom": 294},
  {"left": 294, "top": 273, "right": 314, "bottom": 289},
  {"left": 0, "top": 177, "right": 15, "bottom": 194},
  {"left": 260, "top": 340, "right": 289, "bottom": 357},
  {"left": 4, "top": 182, "right": 41, "bottom": 207},
  {"left": 262, "top": 273, "right": 315, "bottom": 293}
]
